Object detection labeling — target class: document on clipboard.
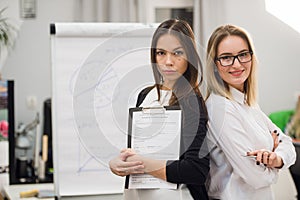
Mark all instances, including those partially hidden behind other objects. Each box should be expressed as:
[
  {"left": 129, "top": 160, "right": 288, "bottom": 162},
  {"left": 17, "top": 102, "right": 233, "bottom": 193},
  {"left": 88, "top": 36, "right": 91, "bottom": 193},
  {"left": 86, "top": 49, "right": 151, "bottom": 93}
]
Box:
[{"left": 125, "top": 106, "right": 182, "bottom": 189}]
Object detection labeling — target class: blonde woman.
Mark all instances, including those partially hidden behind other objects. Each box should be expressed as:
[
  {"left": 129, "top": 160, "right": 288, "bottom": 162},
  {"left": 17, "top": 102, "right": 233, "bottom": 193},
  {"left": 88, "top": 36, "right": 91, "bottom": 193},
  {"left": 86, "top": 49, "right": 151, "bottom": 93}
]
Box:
[{"left": 205, "top": 24, "right": 296, "bottom": 200}]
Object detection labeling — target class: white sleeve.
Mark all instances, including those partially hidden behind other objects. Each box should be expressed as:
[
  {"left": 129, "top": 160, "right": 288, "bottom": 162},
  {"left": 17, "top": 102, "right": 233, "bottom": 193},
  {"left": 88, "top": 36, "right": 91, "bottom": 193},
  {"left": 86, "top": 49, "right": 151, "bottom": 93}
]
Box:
[
  {"left": 261, "top": 111, "right": 296, "bottom": 169},
  {"left": 209, "top": 103, "right": 278, "bottom": 189}
]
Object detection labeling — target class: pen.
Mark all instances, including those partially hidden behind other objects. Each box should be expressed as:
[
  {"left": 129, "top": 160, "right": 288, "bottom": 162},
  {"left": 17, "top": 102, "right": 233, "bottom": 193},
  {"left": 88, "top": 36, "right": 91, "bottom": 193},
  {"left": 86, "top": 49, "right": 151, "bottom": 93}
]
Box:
[
  {"left": 242, "top": 155, "right": 267, "bottom": 166},
  {"left": 241, "top": 155, "right": 256, "bottom": 159}
]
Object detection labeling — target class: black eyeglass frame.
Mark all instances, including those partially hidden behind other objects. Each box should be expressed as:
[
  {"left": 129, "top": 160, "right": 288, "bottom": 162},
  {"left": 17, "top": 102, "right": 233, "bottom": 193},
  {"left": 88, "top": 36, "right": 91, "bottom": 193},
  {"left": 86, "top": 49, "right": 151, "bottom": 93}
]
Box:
[{"left": 215, "top": 51, "right": 253, "bottom": 67}]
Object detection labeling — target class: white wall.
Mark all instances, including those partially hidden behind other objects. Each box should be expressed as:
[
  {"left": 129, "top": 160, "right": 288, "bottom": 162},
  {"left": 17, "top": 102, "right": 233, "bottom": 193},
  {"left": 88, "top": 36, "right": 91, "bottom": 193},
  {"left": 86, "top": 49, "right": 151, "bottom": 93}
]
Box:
[
  {"left": 1, "top": 0, "right": 300, "bottom": 128},
  {"left": 1, "top": 0, "right": 77, "bottom": 127}
]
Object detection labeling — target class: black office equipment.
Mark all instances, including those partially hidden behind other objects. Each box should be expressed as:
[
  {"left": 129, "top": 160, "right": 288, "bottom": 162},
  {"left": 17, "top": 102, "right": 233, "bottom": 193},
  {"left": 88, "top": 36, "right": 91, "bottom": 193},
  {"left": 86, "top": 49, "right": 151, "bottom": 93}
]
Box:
[
  {"left": 43, "top": 98, "right": 53, "bottom": 173},
  {"left": 41, "top": 98, "right": 53, "bottom": 183},
  {"left": 5, "top": 80, "right": 16, "bottom": 184},
  {"left": 290, "top": 142, "right": 300, "bottom": 200}
]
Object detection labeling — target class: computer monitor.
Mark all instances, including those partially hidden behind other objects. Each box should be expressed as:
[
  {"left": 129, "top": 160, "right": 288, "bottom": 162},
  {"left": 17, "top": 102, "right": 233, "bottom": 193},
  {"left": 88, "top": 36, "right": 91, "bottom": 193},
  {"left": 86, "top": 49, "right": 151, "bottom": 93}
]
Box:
[{"left": 0, "top": 80, "right": 16, "bottom": 184}]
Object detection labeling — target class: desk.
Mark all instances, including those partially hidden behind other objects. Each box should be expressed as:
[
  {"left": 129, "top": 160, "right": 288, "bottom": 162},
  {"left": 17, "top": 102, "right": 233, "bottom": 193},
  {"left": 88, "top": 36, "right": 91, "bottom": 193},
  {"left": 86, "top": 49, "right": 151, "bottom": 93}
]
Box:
[
  {"left": 4, "top": 184, "right": 123, "bottom": 200},
  {"left": 4, "top": 183, "right": 54, "bottom": 200}
]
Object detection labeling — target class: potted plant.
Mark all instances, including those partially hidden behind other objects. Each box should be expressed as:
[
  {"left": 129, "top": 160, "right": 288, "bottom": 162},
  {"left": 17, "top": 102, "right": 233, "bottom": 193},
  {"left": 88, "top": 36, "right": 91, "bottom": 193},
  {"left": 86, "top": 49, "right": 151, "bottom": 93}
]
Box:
[
  {"left": 0, "top": 7, "right": 17, "bottom": 73},
  {"left": 0, "top": 7, "right": 17, "bottom": 183},
  {"left": 0, "top": 7, "right": 16, "bottom": 49}
]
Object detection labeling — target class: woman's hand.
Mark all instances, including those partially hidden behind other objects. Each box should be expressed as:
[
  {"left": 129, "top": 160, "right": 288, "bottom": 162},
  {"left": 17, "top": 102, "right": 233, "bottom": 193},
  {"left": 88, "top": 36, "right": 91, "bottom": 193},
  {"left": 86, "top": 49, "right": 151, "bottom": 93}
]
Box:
[
  {"left": 247, "top": 149, "right": 283, "bottom": 168},
  {"left": 260, "top": 130, "right": 283, "bottom": 167},
  {"left": 126, "top": 153, "right": 167, "bottom": 181},
  {"left": 109, "top": 149, "right": 144, "bottom": 177},
  {"left": 271, "top": 130, "right": 281, "bottom": 152},
  {"left": 247, "top": 130, "right": 283, "bottom": 168}
]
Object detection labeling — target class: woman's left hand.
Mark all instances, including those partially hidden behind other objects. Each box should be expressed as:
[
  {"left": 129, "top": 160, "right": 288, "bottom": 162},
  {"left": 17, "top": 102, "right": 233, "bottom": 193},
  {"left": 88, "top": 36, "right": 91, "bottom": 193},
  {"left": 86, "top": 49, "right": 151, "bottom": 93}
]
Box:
[
  {"left": 271, "top": 130, "right": 281, "bottom": 151},
  {"left": 247, "top": 149, "right": 283, "bottom": 168},
  {"left": 109, "top": 149, "right": 145, "bottom": 177}
]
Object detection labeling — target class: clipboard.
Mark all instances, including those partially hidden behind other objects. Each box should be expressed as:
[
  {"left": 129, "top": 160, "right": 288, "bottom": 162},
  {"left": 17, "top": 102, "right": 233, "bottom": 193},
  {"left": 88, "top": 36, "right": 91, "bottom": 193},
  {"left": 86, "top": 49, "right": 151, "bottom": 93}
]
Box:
[{"left": 125, "top": 106, "right": 182, "bottom": 189}]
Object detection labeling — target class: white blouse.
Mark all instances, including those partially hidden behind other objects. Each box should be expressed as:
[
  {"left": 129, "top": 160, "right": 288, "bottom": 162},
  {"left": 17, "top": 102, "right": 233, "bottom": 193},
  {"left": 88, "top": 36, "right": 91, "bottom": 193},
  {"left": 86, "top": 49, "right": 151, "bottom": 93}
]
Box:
[
  {"left": 205, "top": 87, "right": 296, "bottom": 200},
  {"left": 140, "top": 88, "right": 172, "bottom": 107}
]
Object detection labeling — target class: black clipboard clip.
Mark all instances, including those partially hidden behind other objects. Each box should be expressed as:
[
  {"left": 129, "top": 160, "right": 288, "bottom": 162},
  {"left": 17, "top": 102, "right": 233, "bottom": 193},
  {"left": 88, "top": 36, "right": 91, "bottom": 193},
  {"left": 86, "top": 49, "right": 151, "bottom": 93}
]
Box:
[{"left": 142, "top": 106, "right": 166, "bottom": 114}]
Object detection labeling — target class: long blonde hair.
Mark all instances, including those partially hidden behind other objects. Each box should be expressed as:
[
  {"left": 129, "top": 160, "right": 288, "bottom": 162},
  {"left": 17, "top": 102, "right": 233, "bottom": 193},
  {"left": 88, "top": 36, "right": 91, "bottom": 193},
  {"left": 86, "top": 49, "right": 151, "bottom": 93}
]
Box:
[{"left": 206, "top": 24, "right": 258, "bottom": 106}]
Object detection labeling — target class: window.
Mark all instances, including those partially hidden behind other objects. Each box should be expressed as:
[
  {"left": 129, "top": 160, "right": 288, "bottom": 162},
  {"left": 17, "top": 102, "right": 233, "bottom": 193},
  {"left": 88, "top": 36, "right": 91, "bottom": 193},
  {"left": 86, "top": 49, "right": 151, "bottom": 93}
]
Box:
[{"left": 265, "top": 0, "right": 300, "bottom": 33}]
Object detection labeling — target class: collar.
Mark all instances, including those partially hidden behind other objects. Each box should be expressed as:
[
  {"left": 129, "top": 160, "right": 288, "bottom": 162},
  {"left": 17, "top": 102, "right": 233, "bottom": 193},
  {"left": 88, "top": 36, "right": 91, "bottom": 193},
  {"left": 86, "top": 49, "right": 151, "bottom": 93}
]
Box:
[{"left": 230, "top": 86, "right": 246, "bottom": 105}]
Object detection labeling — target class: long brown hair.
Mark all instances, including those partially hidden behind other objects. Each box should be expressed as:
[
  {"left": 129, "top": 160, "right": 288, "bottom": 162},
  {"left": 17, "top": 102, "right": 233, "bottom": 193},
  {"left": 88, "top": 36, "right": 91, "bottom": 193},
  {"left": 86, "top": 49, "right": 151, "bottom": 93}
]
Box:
[{"left": 151, "top": 19, "right": 204, "bottom": 105}]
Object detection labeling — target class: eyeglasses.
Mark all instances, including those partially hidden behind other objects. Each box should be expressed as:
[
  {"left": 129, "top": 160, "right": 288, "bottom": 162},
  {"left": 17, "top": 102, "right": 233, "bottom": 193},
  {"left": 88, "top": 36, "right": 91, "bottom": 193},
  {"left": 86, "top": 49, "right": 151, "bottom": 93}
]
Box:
[{"left": 216, "top": 51, "right": 253, "bottom": 67}]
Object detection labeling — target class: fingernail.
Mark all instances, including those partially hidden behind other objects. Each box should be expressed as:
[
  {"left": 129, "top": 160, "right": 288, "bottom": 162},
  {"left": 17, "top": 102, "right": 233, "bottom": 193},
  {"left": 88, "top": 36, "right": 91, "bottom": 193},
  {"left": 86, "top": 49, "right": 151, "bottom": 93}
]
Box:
[
  {"left": 274, "top": 130, "right": 277, "bottom": 133},
  {"left": 256, "top": 161, "right": 260, "bottom": 165}
]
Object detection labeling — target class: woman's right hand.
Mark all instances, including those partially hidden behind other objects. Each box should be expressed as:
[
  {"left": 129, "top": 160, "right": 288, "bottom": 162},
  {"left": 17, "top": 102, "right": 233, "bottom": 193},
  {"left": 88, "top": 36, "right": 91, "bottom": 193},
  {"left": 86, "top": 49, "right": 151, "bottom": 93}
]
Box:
[
  {"left": 246, "top": 130, "right": 284, "bottom": 168},
  {"left": 109, "top": 149, "right": 145, "bottom": 177}
]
